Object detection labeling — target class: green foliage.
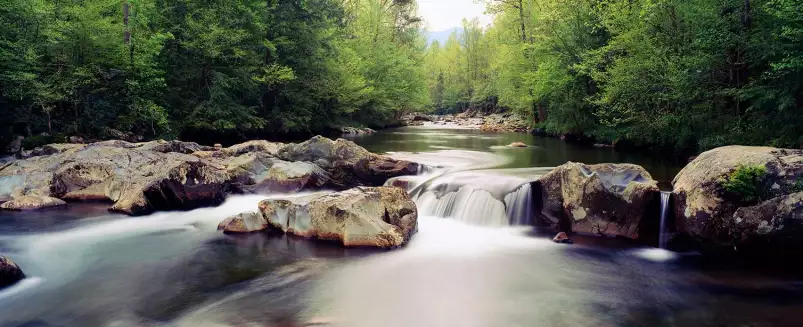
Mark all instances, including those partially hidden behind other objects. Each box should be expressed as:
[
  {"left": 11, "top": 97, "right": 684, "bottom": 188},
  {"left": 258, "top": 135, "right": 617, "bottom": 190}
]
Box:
[
  {"left": 425, "top": 0, "right": 803, "bottom": 153},
  {"left": 0, "top": 0, "right": 428, "bottom": 150},
  {"left": 792, "top": 177, "right": 803, "bottom": 193},
  {"left": 721, "top": 165, "right": 768, "bottom": 203}
]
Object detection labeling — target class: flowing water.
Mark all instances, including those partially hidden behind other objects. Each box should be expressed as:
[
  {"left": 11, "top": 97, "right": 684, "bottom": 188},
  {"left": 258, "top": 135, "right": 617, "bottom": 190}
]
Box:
[
  {"left": 659, "top": 192, "right": 672, "bottom": 249},
  {"left": 1, "top": 125, "right": 802, "bottom": 327}
]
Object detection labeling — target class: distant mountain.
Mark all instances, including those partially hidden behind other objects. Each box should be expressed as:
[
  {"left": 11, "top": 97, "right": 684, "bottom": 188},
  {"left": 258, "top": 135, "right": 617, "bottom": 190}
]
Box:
[{"left": 426, "top": 27, "right": 462, "bottom": 46}]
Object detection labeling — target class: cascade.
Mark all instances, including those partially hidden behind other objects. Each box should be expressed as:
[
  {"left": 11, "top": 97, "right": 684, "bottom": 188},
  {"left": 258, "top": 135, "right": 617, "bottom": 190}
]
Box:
[
  {"left": 658, "top": 191, "right": 671, "bottom": 248},
  {"left": 410, "top": 170, "right": 539, "bottom": 227},
  {"left": 503, "top": 183, "right": 533, "bottom": 226}
]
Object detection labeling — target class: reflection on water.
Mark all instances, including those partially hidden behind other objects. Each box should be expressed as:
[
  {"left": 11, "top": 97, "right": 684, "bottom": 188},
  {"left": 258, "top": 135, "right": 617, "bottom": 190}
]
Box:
[
  {"left": 0, "top": 126, "right": 800, "bottom": 327},
  {"left": 346, "top": 126, "right": 683, "bottom": 183}
]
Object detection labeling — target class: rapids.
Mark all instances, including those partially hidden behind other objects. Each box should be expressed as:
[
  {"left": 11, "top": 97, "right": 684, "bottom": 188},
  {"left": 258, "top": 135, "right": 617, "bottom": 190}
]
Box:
[{"left": 0, "top": 126, "right": 801, "bottom": 327}]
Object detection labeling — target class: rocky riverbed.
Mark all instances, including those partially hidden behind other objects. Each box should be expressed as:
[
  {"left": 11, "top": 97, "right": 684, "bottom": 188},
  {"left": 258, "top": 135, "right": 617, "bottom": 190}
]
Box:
[
  {"left": 0, "top": 136, "right": 420, "bottom": 215},
  {"left": 401, "top": 111, "right": 530, "bottom": 132}
]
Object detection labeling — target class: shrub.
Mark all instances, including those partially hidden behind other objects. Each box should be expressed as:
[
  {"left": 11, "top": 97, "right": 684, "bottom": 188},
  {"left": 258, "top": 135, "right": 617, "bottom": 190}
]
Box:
[{"left": 721, "top": 165, "right": 768, "bottom": 203}]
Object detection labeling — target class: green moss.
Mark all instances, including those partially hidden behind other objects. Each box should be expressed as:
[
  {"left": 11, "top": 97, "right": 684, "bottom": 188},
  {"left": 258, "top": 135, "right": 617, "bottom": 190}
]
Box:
[{"left": 720, "top": 165, "right": 768, "bottom": 203}]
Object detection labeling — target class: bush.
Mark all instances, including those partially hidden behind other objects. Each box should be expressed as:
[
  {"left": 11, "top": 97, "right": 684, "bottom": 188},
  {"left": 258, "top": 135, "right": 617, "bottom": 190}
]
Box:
[{"left": 721, "top": 165, "right": 768, "bottom": 203}]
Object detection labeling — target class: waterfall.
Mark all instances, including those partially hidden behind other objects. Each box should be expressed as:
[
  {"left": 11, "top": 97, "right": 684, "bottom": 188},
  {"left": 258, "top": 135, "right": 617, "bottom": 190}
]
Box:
[
  {"left": 503, "top": 183, "right": 533, "bottom": 226},
  {"left": 417, "top": 187, "right": 509, "bottom": 227},
  {"left": 410, "top": 169, "right": 541, "bottom": 227},
  {"left": 658, "top": 191, "right": 671, "bottom": 249}
]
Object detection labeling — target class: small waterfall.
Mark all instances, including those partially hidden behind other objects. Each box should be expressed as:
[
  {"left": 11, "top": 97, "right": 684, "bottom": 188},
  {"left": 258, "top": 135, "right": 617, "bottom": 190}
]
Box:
[
  {"left": 503, "top": 183, "right": 533, "bottom": 226},
  {"left": 658, "top": 191, "right": 671, "bottom": 249},
  {"left": 417, "top": 187, "right": 509, "bottom": 227},
  {"left": 410, "top": 169, "right": 543, "bottom": 227}
]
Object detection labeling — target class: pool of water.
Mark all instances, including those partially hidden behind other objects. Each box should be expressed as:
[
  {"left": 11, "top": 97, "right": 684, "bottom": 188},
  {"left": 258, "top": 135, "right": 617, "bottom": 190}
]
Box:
[{"left": 0, "top": 126, "right": 800, "bottom": 327}]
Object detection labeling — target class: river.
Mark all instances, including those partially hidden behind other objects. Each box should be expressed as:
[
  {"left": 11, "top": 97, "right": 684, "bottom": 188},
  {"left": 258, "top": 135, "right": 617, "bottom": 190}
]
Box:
[{"left": 0, "top": 125, "right": 801, "bottom": 327}]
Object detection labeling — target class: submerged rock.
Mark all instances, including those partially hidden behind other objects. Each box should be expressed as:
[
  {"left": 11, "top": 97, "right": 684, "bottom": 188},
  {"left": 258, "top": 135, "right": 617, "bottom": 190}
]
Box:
[
  {"left": 218, "top": 211, "right": 269, "bottom": 233},
  {"left": 0, "top": 254, "right": 25, "bottom": 289},
  {"left": 533, "top": 162, "right": 659, "bottom": 239},
  {"left": 673, "top": 146, "right": 803, "bottom": 256},
  {"left": 552, "top": 232, "right": 573, "bottom": 244},
  {"left": 0, "top": 195, "right": 66, "bottom": 210},
  {"left": 258, "top": 187, "right": 417, "bottom": 248},
  {"left": 508, "top": 142, "right": 527, "bottom": 148}
]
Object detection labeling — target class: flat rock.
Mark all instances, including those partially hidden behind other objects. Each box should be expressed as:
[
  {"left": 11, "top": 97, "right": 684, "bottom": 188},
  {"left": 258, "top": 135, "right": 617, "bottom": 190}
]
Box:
[
  {"left": 0, "top": 195, "right": 66, "bottom": 210},
  {"left": 218, "top": 211, "right": 269, "bottom": 233}
]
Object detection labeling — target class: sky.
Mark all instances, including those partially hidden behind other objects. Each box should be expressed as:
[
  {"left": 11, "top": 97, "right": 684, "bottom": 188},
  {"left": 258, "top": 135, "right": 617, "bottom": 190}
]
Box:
[{"left": 417, "top": 0, "right": 492, "bottom": 31}]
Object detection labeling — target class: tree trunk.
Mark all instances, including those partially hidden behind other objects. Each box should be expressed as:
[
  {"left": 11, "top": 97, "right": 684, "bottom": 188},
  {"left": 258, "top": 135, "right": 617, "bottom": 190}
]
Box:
[{"left": 518, "top": 0, "right": 526, "bottom": 42}]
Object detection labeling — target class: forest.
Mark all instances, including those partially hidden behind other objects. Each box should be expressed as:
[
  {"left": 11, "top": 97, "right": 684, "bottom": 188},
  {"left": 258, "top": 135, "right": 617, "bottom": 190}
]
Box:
[
  {"left": 0, "top": 0, "right": 429, "bottom": 147},
  {"left": 2, "top": 0, "right": 802, "bottom": 154},
  {"left": 426, "top": 0, "right": 803, "bottom": 153}
]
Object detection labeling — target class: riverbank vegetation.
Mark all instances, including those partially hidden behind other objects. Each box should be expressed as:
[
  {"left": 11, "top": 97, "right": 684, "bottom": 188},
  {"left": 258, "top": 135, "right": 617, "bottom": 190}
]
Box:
[
  {"left": 0, "top": 0, "right": 429, "bottom": 147},
  {"left": 425, "top": 0, "right": 803, "bottom": 153}
]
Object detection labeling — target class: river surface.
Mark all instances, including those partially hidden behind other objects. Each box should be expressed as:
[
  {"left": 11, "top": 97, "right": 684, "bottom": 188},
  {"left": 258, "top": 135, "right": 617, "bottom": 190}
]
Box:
[{"left": 1, "top": 126, "right": 802, "bottom": 327}]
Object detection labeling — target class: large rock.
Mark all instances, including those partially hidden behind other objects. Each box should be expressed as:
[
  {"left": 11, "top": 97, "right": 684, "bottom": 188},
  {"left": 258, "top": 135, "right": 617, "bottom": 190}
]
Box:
[
  {"left": 257, "top": 187, "right": 417, "bottom": 248},
  {"left": 1, "top": 144, "right": 231, "bottom": 215},
  {"left": 729, "top": 192, "right": 803, "bottom": 257},
  {"left": 218, "top": 211, "right": 269, "bottom": 233},
  {"left": 533, "top": 162, "right": 659, "bottom": 239},
  {"left": 222, "top": 153, "right": 330, "bottom": 193},
  {"left": 277, "top": 136, "right": 419, "bottom": 188},
  {"left": 0, "top": 136, "right": 421, "bottom": 216},
  {"left": 0, "top": 254, "right": 25, "bottom": 289},
  {"left": 672, "top": 146, "right": 803, "bottom": 255}
]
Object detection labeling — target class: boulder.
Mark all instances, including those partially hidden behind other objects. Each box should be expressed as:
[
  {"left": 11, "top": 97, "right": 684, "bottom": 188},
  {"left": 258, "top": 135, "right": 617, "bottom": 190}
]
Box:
[
  {"left": 262, "top": 161, "right": 329, "bottom": 192},
  {"left": 533, "top": 162, "right": 659, "bottom": 239},
  {"left": 218, "top": 211, "right": 269, "bottom": 233},
  {"left": 0, "top": 195, "right": 66, "bottom": 210},
  {"left": 137, "top": 140, "right": 213, "bottom": 154},
  {"left": 729, "top": 192, "right": 803, "bottom": 256},
  {"left": 508, "top": 142, "right": 527, "bottom": 148},
  {"left": 672, "top": 146, "right": 803, "bottom": 255},
  {"left": 258, "top": 187, "right": 417, "bottom": 248},
  {"left": 103, "top": 128, "right": 143, "bottom": 143},
  {"left": 1, "top": 145, "right": 231, "bottom": 215},
  {"left": 277, "top": 136, "right": 419, "bottom": 188},
  {"left": 0, "top": 255, "right": 25, "bottom": 289},
  {"left": 224, "top": 140, "right": 282, "bottom": 157},
  {"left": 222, "top": 152, "right": 329, "bottom": 193},
  {"left": 0, "top": 136, "right": 421, "bottom": 216},
  {"left": 68, "top": 136, "right": 84, "bottom": 144}
]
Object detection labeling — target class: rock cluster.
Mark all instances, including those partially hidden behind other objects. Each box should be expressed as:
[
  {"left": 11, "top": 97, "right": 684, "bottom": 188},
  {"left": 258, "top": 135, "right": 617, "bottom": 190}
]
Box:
[
  {"left": 0, "top": 136, "right": 420, "bottom": 215},
  {"left": 218, "top": 186, "right": 418, "bottom": 248}
]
